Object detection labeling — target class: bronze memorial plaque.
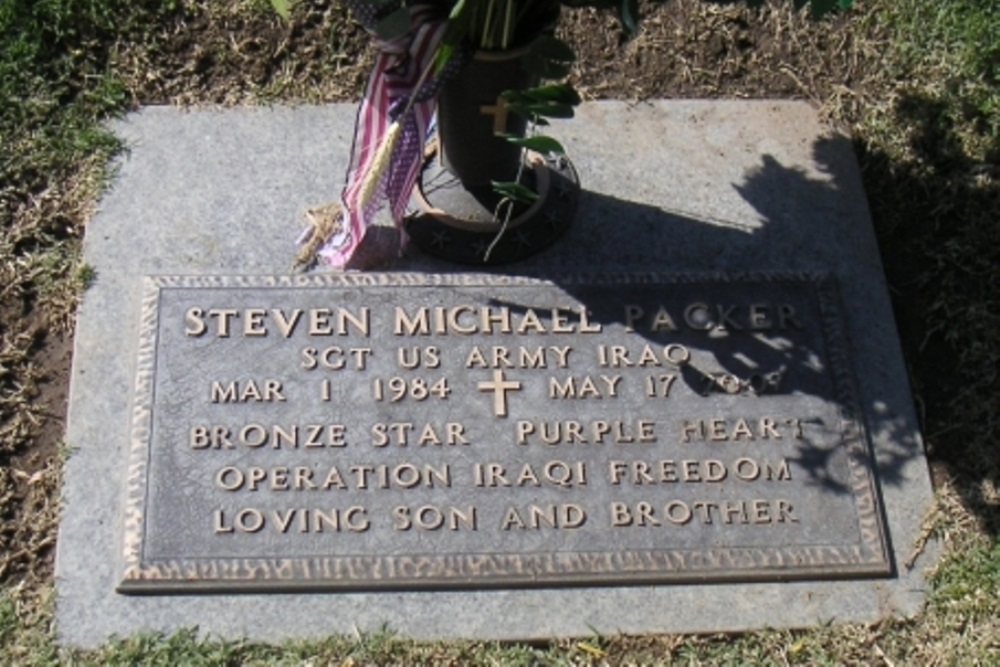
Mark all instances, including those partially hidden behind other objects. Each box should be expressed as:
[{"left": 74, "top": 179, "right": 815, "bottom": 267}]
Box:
[{"left": 118, "top": 273, "right": 890, "bottom": 593}]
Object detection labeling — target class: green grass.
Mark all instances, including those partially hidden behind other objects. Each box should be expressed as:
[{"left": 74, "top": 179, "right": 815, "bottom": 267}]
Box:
[
  {"left": 0, "top": 0, "right": 176, "bottom": 463},
  {"left": 884, "top": 0, "right": 1000, "bottom": 158},
  {"left": 932, "top": 538, "right": 1000, "bottom": 615},
  {"left": 859, "top": 0, "right": 1000, "bottom": 504},
  {"left": 1, "top": 0, "right": 999, "bottom": 663}
]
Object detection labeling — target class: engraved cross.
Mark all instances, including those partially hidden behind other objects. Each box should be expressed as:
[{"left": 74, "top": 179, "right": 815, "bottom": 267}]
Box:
[
  {"left": 480, "top": 96, "right": 510, "bottom": 135},
  {"left": 478, "top": 369, "right": 522, "bottom": 417}
]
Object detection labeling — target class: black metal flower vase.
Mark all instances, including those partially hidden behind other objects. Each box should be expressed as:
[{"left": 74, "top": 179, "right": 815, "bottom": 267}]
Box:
[{"left": 405, "top": 50, "right": 580, "bottom": 265}]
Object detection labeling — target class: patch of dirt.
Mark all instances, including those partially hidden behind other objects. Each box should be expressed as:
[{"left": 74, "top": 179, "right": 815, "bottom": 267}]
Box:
[
  {"left": 562, "top": 0, "right": 877, "bottom": 122},
  {"left": 23, "top": 333, "right": 72, "bottom": 471},
  {"left": 113, "top": 0, "right": 374, "bottom": 106},
  {"left": 0, "top": 306, "right": 67, "bottom": 582},
  {"left": 109, "top": 0, "right": 878, "bottom": 115}
]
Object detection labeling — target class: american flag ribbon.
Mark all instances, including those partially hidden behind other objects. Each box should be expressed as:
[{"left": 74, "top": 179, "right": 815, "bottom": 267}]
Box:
[{"left": 313, "top": 3, "right": 456, "bottom": 268}]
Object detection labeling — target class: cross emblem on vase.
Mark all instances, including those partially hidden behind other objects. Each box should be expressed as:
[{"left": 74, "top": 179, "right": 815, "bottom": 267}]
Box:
[
  {"left": 480, "top": 96, "right": 510, "bottom": 135},
  {"left": 477, "top": 369, "right": 522, "bottom": 417}
]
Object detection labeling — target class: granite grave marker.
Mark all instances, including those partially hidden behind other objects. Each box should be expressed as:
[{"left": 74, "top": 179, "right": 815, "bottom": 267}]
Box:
[{"left": 56, "top": 102, "right": 936, "bottom": 646}]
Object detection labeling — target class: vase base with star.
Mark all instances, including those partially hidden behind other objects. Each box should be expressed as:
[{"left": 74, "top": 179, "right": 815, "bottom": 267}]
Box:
[
  {"left": 406, "top": 147, "right": 579, "bottom": 264},
  {"left": 403, "top": 46, "right": 579, "bottom": 264}
]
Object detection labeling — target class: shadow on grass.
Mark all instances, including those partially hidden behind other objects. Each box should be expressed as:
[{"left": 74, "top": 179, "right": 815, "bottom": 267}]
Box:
[{"left": 855, "top": 89, "right": 1000, "bottom": 539}]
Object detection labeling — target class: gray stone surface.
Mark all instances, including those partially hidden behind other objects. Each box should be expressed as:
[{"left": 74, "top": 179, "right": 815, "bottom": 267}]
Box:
[{"left": 57, "top": 101, "right": 937, "bottom": 646}]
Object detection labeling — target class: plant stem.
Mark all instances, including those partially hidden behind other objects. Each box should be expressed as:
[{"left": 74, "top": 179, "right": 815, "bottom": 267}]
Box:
[
  {"left": 485, "top": 117, "right": 534, "bottom": 261},
  {"left": 502, "top": 0, "right": 514, "bottom": 49},
  {"left": 481, "top": 0, "right": 496, "bottom": 48}
]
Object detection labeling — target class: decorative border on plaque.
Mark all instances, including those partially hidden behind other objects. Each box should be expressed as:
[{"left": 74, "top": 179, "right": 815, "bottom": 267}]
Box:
[{"left": 120, "top": 272, "right": 890, "bottom": 592}]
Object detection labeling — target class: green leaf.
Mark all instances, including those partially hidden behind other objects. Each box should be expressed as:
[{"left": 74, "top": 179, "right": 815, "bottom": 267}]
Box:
[
  {"left": 521, "top": 59, "right": 571, "bottom": 79},
  {"left": 558, "top": 0, "right": 622, "bottom": 11},
  {"left": 432, "top": 43, "right": 451, "bottom": 74},
  {"left": 521, "top": 35, "right": 576, "bottom": 79},
  {"left": 618, "top": 0, "right": 640, "bottom": 35},
  {"left": 520, "top": 83, "right": 582, "bottom": 105},
  {"left": 438, "top": 0, "right": 474, "bottom": 58},
  {"left": 502, "top": 84, "right": 581, "bottom": 108},
  {"left": 502, "top": 85, "right": 579, "bottom": 120},
  {"left": 375, "top": 7, "right": 411, "bottom": 41},
  {"left": 448, "top": 0, "right": 468, "bottom": 20},
  {"left": 809, "top": 0, "right": 838, "bottom": 18},
  {"left": 551, "top": 0, "right": 644, "bottom": 34},
  {"left": 501, "top": 134, "right": 566, "bottom": 154},
  {"left": 269, "top": 0, "right": 290, "bottom": 20},
  {"left": 529, "top": 35, "right": 575, "bottom": 63},
  {"left": 492, "top": 181, "right": 540, "bottom": 204},
  {"left": 505, "top": 100, "right": 576, "bottom": 120}
]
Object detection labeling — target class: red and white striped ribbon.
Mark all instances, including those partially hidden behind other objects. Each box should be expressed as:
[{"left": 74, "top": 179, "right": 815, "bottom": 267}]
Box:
[{"left": 316, "top": 5, "right": 448, "bottom": 268}]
